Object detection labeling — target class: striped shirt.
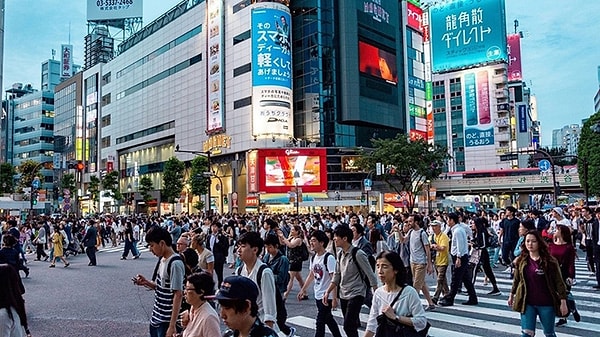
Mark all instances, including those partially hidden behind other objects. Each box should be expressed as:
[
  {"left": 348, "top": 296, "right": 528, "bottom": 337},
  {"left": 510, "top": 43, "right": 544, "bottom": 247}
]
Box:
[{"left": 150, "top": 254, "right": 185, "bottom": 326}]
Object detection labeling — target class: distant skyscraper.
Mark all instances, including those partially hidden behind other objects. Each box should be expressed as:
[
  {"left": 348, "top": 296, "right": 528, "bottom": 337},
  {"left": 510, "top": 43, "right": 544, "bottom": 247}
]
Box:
[{"left": 552, "top": 124, "right": 581, "bottom": 155}]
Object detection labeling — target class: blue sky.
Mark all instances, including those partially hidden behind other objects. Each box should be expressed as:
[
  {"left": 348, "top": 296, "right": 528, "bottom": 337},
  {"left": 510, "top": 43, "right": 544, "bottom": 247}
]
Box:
[{"left": 3, "top": 0, "right": 599, "bottom": 146}]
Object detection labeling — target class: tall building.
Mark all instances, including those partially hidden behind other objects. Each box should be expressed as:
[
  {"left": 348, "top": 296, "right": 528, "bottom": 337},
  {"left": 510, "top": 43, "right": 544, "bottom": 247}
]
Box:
[{"left": 552, "top": 124, "right": 581, "bottom": 155}]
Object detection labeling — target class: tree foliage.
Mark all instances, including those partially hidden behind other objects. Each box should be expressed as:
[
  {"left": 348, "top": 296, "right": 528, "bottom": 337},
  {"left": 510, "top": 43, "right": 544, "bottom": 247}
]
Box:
[
  {"left": 139, "top": 176, "right": 154, "bottom": 203},
  {"left": 101, "top": 171, "right": 123, "bottom": 201},
  {"left": 16, "top": 160, "right": 43, "bottom": 192},
  {"left": 88, "top": 175, "right": 101, "bottom": 211},
  {"left": 358, "top": 134, "right": 449, "bottom": 211},
  {"left": 578, "top": 114, "right": 600, "bottom": 197},
  {"left": 0, "top": 163, "right": 16, "bottom": 194},
  {"left": 60, "top": 173, "right": 77, "bottom": 197},
  {"left": 163, "top": 157, "right": 185, "bottom": 204},
  {"left": 189, "top": 155, "right": 210, "bottom": 210},
  {"left": 527, "top": 147, "right": 575, "bottom": 168}
]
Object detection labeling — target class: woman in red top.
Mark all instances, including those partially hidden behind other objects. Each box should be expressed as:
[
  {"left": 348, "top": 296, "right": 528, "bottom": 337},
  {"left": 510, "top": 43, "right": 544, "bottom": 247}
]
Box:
[{"left": 548, "top": 225, "right": 579, "bottom": 327}]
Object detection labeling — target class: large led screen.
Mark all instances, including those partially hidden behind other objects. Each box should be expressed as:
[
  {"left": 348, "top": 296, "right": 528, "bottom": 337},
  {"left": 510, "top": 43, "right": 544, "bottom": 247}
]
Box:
[
  {"left": 359, "top": 41, "right": 398, "bottom": 84},
  {"left": 257, "top": 148, "right": 327, "bottom": 193},
  {"left": 429, "top": 0, "right": 507, "bottom": 73}
]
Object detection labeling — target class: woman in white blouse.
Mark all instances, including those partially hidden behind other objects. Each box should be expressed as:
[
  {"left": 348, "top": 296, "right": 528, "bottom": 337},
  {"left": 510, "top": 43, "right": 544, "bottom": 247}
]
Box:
[{"left": 363, "top": 251, "right": 428, "bottom": 337}]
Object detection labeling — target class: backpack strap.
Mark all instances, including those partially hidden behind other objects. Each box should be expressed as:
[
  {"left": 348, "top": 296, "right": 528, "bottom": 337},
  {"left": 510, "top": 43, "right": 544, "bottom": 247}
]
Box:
[
  {"left": 152, "top": 255, "right": 183, "bottom": 282},
  {"left": 351, "top": 246, "right": 368, "bottom": 286},
  {"left": 312, "top": 252, "right": 333, "bottom": 273}
]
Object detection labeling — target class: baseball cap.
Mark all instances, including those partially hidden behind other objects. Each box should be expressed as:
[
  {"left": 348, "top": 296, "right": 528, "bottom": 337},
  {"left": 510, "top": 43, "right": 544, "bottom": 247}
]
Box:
[
  {"left": 206, "top": 276, "right": 258, "bottom": 302},
  {"left": 430, "top": 220, "right": 443, "bottom": 226}
]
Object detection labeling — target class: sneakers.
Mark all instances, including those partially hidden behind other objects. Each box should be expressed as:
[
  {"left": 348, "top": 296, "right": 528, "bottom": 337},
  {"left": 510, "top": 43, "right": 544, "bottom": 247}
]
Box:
[
  {"left": 573, "top": 310, "right": 581, "bottom": 322},
  {"left": 461, "top": 299, "right": 478, "bottom": 305},
  {"left": 438, "top": 299, "right": 454, "bottom": 307},
  {"left": 488, "top": 289, "right": 502, "bottom": 296},
  {"left": 424, "top": 304, "right": 436, "bottom": 311},
  {"left": 120, "top": 256, "right": 127, "bottom": 260},
  {"left": 49, "top": 264, "right": 55, "bottom": 268},
  {"left": 503, "top": 267, "right": 512, "bottom": 273},
  {"left": 287, "top": 327, "right": 296, "bottom": 337},
  {"left": 555, "top": 318, "right": 567, "bottom": 327}
]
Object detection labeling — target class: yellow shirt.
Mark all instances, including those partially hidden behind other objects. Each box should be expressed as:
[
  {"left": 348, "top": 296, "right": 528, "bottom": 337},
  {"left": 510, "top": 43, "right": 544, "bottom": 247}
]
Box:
[{"left": 432, "top": 232, "right": 450, "bottom": 266}]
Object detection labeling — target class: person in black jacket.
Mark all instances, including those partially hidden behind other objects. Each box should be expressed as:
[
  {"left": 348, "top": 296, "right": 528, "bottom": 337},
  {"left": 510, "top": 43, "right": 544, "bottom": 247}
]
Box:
[
  {"left": 207, "top": 221, "right": 229, "bottom": 286},
  {"left": 592, "top": 208, "right": 600, "bottom": 289},
  {"left": 471, "top": 217, "right": 501, "bottom": 295},
  {"left": 82, "top": 220, "right": 98, "bottom": 266}
]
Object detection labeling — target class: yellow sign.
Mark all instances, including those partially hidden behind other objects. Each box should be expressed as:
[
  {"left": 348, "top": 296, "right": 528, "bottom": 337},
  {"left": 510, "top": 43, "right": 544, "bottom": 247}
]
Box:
[{"left": 203, "top": 134, "right": 232, "bottom": 152}]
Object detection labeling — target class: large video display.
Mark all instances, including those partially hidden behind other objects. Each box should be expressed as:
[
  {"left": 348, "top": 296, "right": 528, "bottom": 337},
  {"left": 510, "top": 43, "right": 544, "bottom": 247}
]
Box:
[
  {"left": 359, "top": 41, "right": 398, "bottom": 84},
  {"left": 429, "top": 0, "right": 507, "bottom": 73}
]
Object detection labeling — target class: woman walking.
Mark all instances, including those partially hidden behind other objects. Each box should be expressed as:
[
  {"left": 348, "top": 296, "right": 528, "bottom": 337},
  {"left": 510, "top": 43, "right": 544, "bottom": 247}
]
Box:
[
  {"left": 549, "top": 225, "right": 579, "bottom": 327},
  {"left": 49, "top": 225, "right": 69, "bottom": 268},
  {"left": 508, "top": 230, "right": 568, "bottom": 337},
  {"left": 279, "top": 224, "right": 307, "bottom": 300},
  {"left": 0, "top": 264, "right": 29, "bottom": 337}
]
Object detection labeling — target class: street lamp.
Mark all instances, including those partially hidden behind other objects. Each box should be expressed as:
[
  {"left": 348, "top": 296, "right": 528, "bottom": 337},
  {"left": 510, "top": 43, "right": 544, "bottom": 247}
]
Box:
[
  {"left": 293, "top": 170, "right": 300, "bottom": 215},
  {"left": 127, "top": 183, "right": 132, "bottom": 215},
  {"left": 425, "top": 179, "right": 432, "bottom": 215}
]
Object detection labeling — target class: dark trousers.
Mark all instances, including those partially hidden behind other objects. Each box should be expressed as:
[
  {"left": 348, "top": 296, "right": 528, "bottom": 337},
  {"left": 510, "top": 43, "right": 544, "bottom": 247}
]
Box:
[
  {"left": 340, "top": 296, "right": 364, "bottom": 337},
  {"left": 122, "top": 239, "right": 134, "bottom": 258},
  {"left": 474, "top": 248, "right": 499, "bottom": 289},
  {"left": 594, "top": 245, "right": 600, "bottom": 286},
  {"left": 445, "top": 255, "right": 477, "bottom": 303},
  {"left": 214, "top": 256, "right": 226, "bottom": 286},
  {"left": 86, "top": 246, "right": 97, "bottom": 266},
  {"left": 501, "top": 241, "right": 516, "bottom": 266},
  {"left": 36, "top": 243, "right": 47, "bottom": 260},
  {"left": 585, "top": 240, "right": 595, "bottom": 273},
  {"left": 316, "top": 299, "right": 342, "bottom": 337}
]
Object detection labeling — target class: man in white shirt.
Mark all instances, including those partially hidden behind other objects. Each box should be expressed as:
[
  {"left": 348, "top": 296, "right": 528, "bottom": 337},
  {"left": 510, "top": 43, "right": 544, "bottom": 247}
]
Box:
[{"left": 438, "top": 213, "right": 478, "bottom": 306}]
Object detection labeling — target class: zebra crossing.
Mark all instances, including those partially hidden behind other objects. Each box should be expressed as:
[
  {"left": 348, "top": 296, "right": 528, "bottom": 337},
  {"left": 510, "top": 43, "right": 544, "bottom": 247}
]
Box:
[{"left": 287, "top": 258, "right": 600, "bottom": 337}]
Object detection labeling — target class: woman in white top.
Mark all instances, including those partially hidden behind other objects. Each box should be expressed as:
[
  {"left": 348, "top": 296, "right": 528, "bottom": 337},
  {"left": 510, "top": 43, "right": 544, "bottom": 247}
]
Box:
[
  {"left": 0, "top": 264, "right": 28, "bottom": 337},
  {"left": 363, "top": 251, "right": 428, "bottom": 337}
]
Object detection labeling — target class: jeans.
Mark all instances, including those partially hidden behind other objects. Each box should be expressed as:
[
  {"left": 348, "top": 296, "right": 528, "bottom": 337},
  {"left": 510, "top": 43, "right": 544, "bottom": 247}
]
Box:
[
  {"left": 149, "top": 322, "right": 169, "bottom": 337},
  {"left": 122, "top": 239, "right": 134, "bottom": 258},
  {"left": 340, "top": 296, "right": 364, "bottom": 337},
  {"left": 132, "top": 240, "right": 140, "bottom": 257},
  {"left": 36, "top": 243, "right": 48, "bottom": 260},
  {"left": 315, "top": 299, "right": 342, "bottom": 337},
  {"left": 520, "top": 304, "right": 556, "bottom": 337},
  {"left": 489, "top": 247, "right": 500, "bottom": 266}
]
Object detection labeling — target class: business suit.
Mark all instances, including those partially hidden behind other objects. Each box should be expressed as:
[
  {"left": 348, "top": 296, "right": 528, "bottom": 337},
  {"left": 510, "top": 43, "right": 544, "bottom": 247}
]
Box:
[
  {"left": 82, "top": 225, "right": 98, "bottom": 266},
  {"left": 592, "top": 216, "right": 600, "bottom": 288},
  {"left": 207, "top": 229, "right": 229, "bottom": 285}
]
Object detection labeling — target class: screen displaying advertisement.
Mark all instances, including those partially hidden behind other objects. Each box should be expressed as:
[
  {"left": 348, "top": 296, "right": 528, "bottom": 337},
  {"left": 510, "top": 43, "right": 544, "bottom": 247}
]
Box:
[
  {"left": 87, "top": 0, "right": 143, "bottom": 21},
  {"left": 256, "top": 148, "right": 327, "bottom": 193},
  {"left": 463, "top": 69, "right": 494, "bottom": 147},
  {"left": 429, "top": 0, "right": 507, "bottom": 73},
  {"left": 206, "top": 0, "right": 224, "bottom": 132},
  {"left": 251, "top": 4, "right": 293, "bottom": 137},
  {"left": 507, "top": 34, "right": 523, "bottom": 82},
  {"left": 359, "top": 41, "right": 398, "bottom": 84},
  {"left": 406, "top": 2, "right": 422, "bottom": 32}
]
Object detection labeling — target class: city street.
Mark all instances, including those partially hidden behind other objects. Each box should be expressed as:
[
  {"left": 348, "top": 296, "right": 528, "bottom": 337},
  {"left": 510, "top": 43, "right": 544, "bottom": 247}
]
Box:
[{"left": 22, "top": 244, "right": 600, "bottom": 337}]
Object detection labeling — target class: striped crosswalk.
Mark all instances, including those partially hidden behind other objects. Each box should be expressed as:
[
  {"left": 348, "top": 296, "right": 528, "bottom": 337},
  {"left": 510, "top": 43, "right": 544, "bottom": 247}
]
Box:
[{"left": 288, "top": 258, "right": 600, "bottom": 337}]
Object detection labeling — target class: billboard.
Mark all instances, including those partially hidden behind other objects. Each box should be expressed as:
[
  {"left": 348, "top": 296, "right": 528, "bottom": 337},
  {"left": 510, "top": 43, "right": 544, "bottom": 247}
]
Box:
[
  {"left": 206, "top": 0, "right": 225, "bottom": 132},
  {"left": 87, "top": 0, "right": 143, "bottom": 21},
  {"left": 464, "top": 70, "right": 494, "bottom": 147},
  {"left": 429, "top": 0, "right": 507, "bottom": 73},
  {"left": 60, "top": 44, "right": 73, "bottom": 78},
  {"left": 255, "top": 148, "right": 327, "bottom": 193},
  {"left": 507, "top": 34, "right": 523, "bottom": 82},
  {"left": 359, "top": 41, "right": 398, "bottom": 84},
  {"left": 251, "top": 4, "right": 293, "bottom": 137},
  {"left": 406, "top": 2, "right": 423, "bottom": 33}
]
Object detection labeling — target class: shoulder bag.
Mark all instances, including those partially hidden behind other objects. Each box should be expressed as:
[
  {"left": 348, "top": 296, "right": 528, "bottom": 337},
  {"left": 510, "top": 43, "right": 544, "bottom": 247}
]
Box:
[{"left": 375, "top": 287, "right": 431, "bottom": 337}]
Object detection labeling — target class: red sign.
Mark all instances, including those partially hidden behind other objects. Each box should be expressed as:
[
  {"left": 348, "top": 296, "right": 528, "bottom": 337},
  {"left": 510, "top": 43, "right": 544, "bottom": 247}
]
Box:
[
  {"left": 406, "top": 2, "right": 422, "bottom": 33},
  {"left": 409, "top": 129, "right": 426, "bottom": 141},
  {"left": 507, "top": 34, "right": 523, "bottom": 82},
  {"left": 247, "top": 150, "right": 259, "bottom": 193},
  {"left": 246, "top": 196, "right": 259, "bottom": 207},
  {"left": 256, "top": 148, "right": 327, "bottom": 193}
]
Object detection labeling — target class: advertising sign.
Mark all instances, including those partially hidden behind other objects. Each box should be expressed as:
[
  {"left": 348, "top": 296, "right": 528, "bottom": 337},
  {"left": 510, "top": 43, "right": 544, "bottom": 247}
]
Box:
[
  {"left": 463, "top": 70, "right": 494, "bottom": 147},
  {"left": 256, "top": 148, "right": 327, "bottom": 193},
  {"left": 60, "top": 44, "right": 73, "bottom": 78},
  {"left": 358, "top": 41, "right": 398, "bottom": 84},
  {"left": 87, "top": 0, "right": 143, "bottom": 21},
  {"left": 507, "top": 34, "right": 523, "bottom": 82},
  {"left": 362, "top": 0, "right": 391, "bottom": 24},
  {"left": 406, "top": 2, "right": 422, "bottom": 33},
  {"left": 429, "top": 0, "right": 507, "bottom": 73},
  {"left": 251, "top": 4, "right": 293, "bottom": 137},
  {"left": 247, "top": 150, "right": 259, "bottom": 193},
  {"left": 518, "top": 104, "right": 528, "bottom": 133},
  {"left": 206, "top": 0, "right": 225, "bottom": 132}
]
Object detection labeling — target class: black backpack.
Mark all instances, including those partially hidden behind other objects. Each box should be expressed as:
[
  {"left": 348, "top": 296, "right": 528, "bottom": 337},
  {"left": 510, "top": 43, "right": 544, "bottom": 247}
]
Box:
[
  {"left": 310, "top": 252, "right": 333, "bottom": 273},
  {"left": 152, "top": 255, "right": 183, "bottom": 283}
]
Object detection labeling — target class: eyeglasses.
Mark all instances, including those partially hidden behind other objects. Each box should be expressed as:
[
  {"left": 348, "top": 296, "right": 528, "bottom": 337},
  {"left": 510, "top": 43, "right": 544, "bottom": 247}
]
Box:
[{"left": 185, "top": 287, "right": 196, "bottom": 292}]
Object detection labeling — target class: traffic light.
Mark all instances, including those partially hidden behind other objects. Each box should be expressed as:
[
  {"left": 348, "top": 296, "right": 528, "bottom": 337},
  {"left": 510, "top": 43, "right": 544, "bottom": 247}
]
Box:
[
  {"left": 223, "top": 195, "right": 228, "bottom": 205},
  {"left": 75, "top": 161, "right": 85, "bottom": 172},
  {"left": 361, "top": 193, "right": 366, "bottom": 203},
  {"left": 31, "top": 189, "right": 38, "bottom": 205}
]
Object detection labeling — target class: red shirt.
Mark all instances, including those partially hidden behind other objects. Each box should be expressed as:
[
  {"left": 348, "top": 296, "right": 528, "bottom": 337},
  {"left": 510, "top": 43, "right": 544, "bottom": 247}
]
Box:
[
  {"left": 524, "top": 258, "right": 553, "bottom": 306},
  {"left": 548, "top": 243, "right": 576, "bottom": 280}
]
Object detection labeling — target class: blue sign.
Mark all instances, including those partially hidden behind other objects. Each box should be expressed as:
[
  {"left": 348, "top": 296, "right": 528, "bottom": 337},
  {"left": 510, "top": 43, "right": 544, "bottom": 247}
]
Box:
[
  {"left": 32, "top": 178, "right": 40, "bottom": 189},
  {"left": 464, "top": 73, "right": 477, "bottom": 126},
  {"left": 518, "top": 104, "right": 528, "bottom": 133},
  {"left": 538, "top": 159, "right": 551, "bottom": 172},
  {"left": 363, "top": 179, "right": 373, "bottom": 188},
  {"left": 251, "top": 7, "right": 292, "bottom": 88},
  {"left": 429, "top": 0, "right": 508, "bottom": 72},
  {"left": 465, "top": 126, "right": 494, "bottom": 147}
]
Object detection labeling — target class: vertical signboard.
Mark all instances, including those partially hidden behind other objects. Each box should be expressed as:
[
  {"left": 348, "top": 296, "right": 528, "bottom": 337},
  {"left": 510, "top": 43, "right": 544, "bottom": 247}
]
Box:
[
  {"left": 464, "top": 70, "right": 494, "bottom": 147},
  {"left": 251, "top": 3, "right": 293, "bottom": 138},
  {"left": 507, "top": 34, "right": 523, "bottom": 82},
  {"left": 429, "top": 0, "right": 508, "bottom": 73},
  {"left": 206, "top": 0, "right": 224, "bottom": 132},
  {"left": 518, "top": 104, "right": 528, "bottom": 133},
  {"left": 247, "top": 150, "right": 259, "bottom": 193},
  {"left": 60, "top": 44, "right": 73, "bottom": 78},
  {"left": 406, "top": 2, "right": 422, "bottom": 33}
]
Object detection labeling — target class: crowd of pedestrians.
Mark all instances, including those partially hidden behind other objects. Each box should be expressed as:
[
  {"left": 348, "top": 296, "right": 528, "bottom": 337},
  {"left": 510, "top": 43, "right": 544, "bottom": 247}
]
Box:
[{"left": 1, "top": 203, "right": 599, "bottom": 337}]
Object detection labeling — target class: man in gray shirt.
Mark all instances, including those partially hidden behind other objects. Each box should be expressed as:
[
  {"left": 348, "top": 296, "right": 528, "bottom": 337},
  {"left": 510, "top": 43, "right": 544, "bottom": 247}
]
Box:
[
  {"left": 324, "top": 225, "right": 377, "bottom": 337},
  {"left": 407, "top": 214, "right": 436, "bottom": 310}
]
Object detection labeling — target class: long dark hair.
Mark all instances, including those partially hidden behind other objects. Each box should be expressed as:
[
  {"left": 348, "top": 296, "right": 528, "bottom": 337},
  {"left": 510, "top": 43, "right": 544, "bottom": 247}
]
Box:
[
  {"left": 376, "top": 251, "right": 406, "bottom": 288},
  {"left": 0, "top": 264, "right": 27, "bottom": 327},
  {"left": 516, "top": 230, "right": 556, "bottom": 272}
]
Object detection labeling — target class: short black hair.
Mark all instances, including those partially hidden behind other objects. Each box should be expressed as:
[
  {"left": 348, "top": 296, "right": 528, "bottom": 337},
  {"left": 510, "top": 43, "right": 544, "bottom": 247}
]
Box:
[
  {"left": 187, "top": 272, "right": 215, "bottom": 299},
  {"left": 351, "top": 223, "right": 365, "bottom": 235},
  {"left": 237, "top": 231, "right": 264, "bottom": 256},
  {"left": 218, "top": 298, "right": 259, "bottom": 317},
  {"left": 263, "top": 234, "right": 280, "bottom": 247},
  {"left": 333, "top": 225, "right": 353, "bottom": 243},
  {"left": 181, "top": 248, "right": 199, "bottom": 268},
  {"left": 447, "top": 213, "right": 459, "bottom": 224},
  {"left": 145, "top": 226, "right": 172, "bottom": 246},
  {"left": 310, "top": 230, "right": 329, "bottom": 247}
]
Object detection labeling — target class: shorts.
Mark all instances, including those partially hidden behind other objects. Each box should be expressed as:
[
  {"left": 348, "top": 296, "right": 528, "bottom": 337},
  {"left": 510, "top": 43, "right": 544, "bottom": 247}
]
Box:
[
  {"left": 411, "top": 263, "right": 427, "bottom": 290},
  {"left": 289, "top": 260, "right": 303, "bottom": 272}
]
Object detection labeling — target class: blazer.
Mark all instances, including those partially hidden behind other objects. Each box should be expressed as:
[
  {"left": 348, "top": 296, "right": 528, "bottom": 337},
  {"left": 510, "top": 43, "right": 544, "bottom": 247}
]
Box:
[
  {"left": 207, "top": 232, "right": 229, "bottom": 260},
  {"left": 592, "top": 217, "right": 600, "bottom": 246},
  {"left": 83, "top": 226, "right": 98, "bottom": 248}
]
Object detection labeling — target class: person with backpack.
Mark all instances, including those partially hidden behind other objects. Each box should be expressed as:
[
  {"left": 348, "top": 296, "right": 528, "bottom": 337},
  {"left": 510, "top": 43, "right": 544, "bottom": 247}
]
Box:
[
  {"left": 350, "top": 222, "right": 376, "bottom": 308},
  {"left": 323, "top": 225, "right": 377, "bottom": 337},
  {"left": 403, "top": 214, "right": 436, "bottom": 310},
  {"left": 132, "top": 226, "right": 185, "bottom": 337},
  {"left": 297, "top": 230, "right": 343, "bottom": 337},
  {"left": 471, "top": 217, "right": 501, "bottom": 295}
]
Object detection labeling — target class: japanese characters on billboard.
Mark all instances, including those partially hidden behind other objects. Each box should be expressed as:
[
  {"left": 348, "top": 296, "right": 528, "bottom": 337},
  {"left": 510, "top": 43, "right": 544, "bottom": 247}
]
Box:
[
  {"left": 429, "top": 0, "right": 508, "bottom": 73},
  {"left": 406, "top": 2, "right": 422, "bottom": 33},
  {"left": 60, "top": 44, "right": 73, "bottom": 78},
  {"left": 251, "top": 4, "right": 293, "bottom": 138},
  {"left": 463, "top": 70, "right": 494, "bottom": 147},
  {"left": 247, "top": 150, "right": 259, "bottom": 193},
  {"left": 255, "top": 148, "right": 327, "bottom": 193},
  {"left": 206, "top": 0, "right": 225, "bottom": 132},
  {"left": 507, "top": 34, "right": 523, "bottom": 82},
  {"left": 87, "top": 0, "right": 143, "bottom": 21},
  {"left": 359, "top": 41, "right": 398, "bottom": 84}
]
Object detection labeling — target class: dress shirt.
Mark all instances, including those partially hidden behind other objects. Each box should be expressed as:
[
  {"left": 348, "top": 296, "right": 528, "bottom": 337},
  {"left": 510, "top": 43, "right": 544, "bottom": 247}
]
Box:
[{"left": 450, "top": 225, "right": 468, "bottom": 257}]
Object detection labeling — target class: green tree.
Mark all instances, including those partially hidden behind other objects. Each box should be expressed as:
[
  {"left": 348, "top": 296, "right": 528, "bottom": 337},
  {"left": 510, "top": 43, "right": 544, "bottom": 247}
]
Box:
[
  {"left": 163, "top": 157, "right": 185, "bottom": 206},
  {"left": 16, "top": 160, "right": 43, "bottom": 193},
  {"left": 139, "top": 176, "right": 154, "bottom": 213},
  {"left": 101, "top": 171, "right": 123, "bottom": 202},
  {"left": 578, "top": 114, "right": 600, "bottom": 197},
  {"left": 0, "top": 163, "right": 16, "bottom": 194},
  {"left": 358, "top": 135, "right": 449, "bottom": 211},
  {"left": 527, "top": 147, "right": 574, "bottom": 168},
  {"left": 88, "top": 175, "right": 101, "bottom": 213},
  {"left": 189, "top": 155, "right": 210, "bottom": 211}
]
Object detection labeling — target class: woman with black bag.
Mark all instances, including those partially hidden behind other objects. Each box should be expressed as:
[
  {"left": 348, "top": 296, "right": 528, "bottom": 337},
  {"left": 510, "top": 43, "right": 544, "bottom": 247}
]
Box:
[{"left": 363, "top": 251, "right": 430, "bottom": 337}]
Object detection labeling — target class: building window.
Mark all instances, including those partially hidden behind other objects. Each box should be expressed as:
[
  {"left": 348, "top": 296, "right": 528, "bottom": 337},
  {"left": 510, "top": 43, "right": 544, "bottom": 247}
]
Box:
[
  {"left": 233, "top": 96, "right": 252, "bottom": 109},
  {"left": 233, "top": 63, "right": 251, "bottom": 77},
  {"left": 101, "top": 136, "right": 111, "bottom": 148},
  {"left": 233, "top": 0, "right": 251, "bottom": 13},
  {"left": 102, "top": 72, "right": 111, "bottom": 85},
  {"left": 101, "top": 93, "right": 111, "bottom": 107},
  {"left": 233, "top": 30, "right": 250, "bottom": 45},
  {"left": 101, "top": 115, "right": 111, "bottom": 128}
]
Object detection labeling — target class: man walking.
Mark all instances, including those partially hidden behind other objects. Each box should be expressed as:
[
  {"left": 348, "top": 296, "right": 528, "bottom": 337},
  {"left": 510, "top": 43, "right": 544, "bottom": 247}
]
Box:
[
  {"left": 499, "top": 206, "right": 520, "bottom": 270},
  {"left": 407, "top": 214, "right": 436, "bottom": 310},
  {"left": 207, "top": 221, "right": 229, "bottom": 286},
  {"left": 82, "top": 220, "right": 98, "bottom": 266},
  {"left": 439, "top": 213, "right": 478, "bottom": 306}
]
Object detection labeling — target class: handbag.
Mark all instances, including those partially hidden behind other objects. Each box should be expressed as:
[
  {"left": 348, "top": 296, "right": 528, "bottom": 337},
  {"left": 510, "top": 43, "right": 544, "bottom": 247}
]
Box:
[
  {"left": 375, "top": 287, "right": 431, "bottom": 337},
  {"left": 469, "top": 248, "right": 481, "bottom": 265}
]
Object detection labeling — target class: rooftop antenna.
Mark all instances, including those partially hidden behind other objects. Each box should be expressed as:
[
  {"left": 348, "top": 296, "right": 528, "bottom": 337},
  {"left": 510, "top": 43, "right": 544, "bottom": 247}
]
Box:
[
  {"left": 513, "top": 19, "right": 519, "bottom": 34},
  {"left": 51, "top": 49, "right": 56, "bottom": 60}
]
